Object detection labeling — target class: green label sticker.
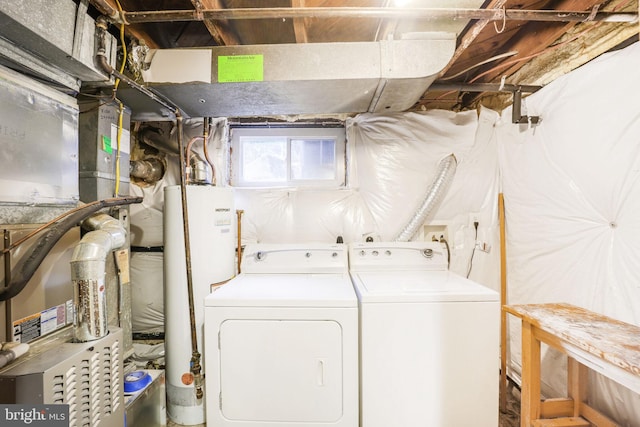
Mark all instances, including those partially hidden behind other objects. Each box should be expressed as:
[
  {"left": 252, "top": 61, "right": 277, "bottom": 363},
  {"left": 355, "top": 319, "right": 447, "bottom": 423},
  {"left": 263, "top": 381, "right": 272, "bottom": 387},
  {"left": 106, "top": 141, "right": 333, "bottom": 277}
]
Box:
[
  {"left": 218, "top": 54, "right": 264, "bottom": 83},
  {"left": 102, "top": 135, "right": 112, "bottom": 154}
]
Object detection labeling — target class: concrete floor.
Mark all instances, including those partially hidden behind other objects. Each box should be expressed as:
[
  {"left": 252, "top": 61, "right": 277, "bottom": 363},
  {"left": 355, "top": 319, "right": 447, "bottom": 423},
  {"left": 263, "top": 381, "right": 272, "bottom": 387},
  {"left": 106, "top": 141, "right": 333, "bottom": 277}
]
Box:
[
  {"left": 499, "top": 380, "right": 521, "bottom": 427},
  {"left": 166, "top": 382, "right": 522, "bottom": 427}
]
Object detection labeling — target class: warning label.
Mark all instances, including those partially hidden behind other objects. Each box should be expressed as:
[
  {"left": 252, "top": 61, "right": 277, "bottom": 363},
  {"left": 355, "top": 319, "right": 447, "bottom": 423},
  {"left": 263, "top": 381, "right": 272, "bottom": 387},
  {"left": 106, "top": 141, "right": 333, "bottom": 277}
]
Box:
[{"left": 12, "top": 301, "right": 72, "bottom": 343}]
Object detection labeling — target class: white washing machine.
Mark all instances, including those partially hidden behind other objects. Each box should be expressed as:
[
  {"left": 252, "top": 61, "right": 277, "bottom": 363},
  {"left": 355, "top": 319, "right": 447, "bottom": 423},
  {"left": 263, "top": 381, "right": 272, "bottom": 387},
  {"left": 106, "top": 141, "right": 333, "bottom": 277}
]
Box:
[
  {"left": 204, "top": 243, "right": 359, "bottom": 427},
  {"left": 349, "top": 242, "right": 500, "bottom": 427}
]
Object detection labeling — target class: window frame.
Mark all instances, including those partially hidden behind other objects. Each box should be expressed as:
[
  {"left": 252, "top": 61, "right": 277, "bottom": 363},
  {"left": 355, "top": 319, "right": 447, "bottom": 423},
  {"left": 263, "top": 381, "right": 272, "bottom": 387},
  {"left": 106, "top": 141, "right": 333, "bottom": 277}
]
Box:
[{"left": 229, "top": 125, "right": 346, "bottom": 188}]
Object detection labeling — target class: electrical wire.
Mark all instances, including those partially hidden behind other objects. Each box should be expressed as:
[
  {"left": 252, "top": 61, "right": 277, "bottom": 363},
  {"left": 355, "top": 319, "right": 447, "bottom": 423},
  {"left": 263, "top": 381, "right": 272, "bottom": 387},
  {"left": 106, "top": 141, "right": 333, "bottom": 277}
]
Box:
[
  {"left": 439, "top": 236, "right": 451, "bottom": 269},
  {"left": 468, "top": 0, "right": 634, "bottom": 85},
  {"left": 438, "top": 51, "right": 519, "bottom": 81},
  {"left": 466, "top": 221, "right": 479, "bottom": 278},
  {"left": 113, "top": 0, "right": 126, "bottom": 197},
  {"left": 424, "top": 0, "right": 635, "bottom": 108}
]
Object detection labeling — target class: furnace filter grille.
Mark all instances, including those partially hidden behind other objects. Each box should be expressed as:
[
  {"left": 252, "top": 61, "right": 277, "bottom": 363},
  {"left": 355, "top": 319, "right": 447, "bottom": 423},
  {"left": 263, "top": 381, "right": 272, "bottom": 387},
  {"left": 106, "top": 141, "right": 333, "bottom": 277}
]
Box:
[
  {"left": 0, "top": 329, "right": 124, "bottom": 427},
  {"left": 64, "top": 341, "right": 121, "bottom": 426}
]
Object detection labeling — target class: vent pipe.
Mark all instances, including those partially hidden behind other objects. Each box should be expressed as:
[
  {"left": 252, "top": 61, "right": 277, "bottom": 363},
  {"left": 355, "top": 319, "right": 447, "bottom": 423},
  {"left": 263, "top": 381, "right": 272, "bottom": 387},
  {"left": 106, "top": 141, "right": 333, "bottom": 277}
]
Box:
[
  {"left": 71, "top": 213, "right": 126, "bottom": 342},
  {"left": 395, "top": 154, "right": 457, "bottom": 242}
]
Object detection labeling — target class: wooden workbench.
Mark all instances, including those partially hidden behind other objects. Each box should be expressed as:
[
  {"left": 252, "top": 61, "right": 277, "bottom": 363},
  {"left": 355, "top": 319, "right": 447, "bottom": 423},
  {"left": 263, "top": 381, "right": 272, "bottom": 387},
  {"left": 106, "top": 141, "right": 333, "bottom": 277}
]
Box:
[{"left": 504, "top": 303, "right": 640, "bottom": 427}]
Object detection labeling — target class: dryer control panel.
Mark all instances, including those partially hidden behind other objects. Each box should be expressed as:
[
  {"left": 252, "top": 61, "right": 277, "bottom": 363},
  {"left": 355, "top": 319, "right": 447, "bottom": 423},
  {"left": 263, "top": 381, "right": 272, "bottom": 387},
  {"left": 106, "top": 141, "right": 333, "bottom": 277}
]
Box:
[
  {"left": 349, "top": 242, "right": 447, "bottom": 271},
  {"left": 241, "top": 243, "right": 348, "bottom": 274}
]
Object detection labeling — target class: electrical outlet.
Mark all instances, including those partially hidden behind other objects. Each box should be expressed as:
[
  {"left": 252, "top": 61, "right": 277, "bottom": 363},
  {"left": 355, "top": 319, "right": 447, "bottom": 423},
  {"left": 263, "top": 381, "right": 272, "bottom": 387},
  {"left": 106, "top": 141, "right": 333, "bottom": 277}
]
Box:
[{"left": 423, "top": 224, "right": 449, "bottom": 243}]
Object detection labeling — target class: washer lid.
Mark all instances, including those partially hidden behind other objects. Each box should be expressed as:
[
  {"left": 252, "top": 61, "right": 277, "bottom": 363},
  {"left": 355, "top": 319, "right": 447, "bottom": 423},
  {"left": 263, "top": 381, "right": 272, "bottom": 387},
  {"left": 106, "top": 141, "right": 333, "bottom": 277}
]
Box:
[
  {"left": 351, "top": 270, "right": 499, "bottom": 303},
  {"left": 204, "top": 273, "right": 357, "bottom": 308}
]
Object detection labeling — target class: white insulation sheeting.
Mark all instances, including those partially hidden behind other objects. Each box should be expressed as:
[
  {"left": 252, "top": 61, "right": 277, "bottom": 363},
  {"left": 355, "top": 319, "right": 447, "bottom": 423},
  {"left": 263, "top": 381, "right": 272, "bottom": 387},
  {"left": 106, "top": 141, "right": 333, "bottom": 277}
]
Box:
[
  {"left": 235, "top": 107, "right": 501, "bottom": 287},
  {"left": 498, "top": 42, "right": 640, "bottom": 425}
]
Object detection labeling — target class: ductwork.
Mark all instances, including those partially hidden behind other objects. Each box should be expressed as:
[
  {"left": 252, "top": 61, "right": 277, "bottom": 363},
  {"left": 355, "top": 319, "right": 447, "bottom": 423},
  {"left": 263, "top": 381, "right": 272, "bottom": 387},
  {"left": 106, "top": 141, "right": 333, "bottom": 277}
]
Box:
[
  {"left": 118, "top": 33, "right": 456, "bottom": 118},
  {"left": 71, "top": 212, "right": 127, "bottom": 342},
  {"left": 395, "top": 154, "right": 457, "bottom": 242},
  {"left": 130, "top": 158, "right": 165, "bottom": 184},
  {"left": 0, "top": 197, "right": 142, "bottom": 302}
]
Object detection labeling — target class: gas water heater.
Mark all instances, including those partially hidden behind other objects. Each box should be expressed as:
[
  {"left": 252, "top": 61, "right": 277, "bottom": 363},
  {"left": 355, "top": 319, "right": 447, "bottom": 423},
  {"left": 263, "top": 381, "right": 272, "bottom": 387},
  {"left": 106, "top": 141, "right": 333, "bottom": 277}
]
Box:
[{"left": 164, "top": 185, "right": 235, "bottom": 425}]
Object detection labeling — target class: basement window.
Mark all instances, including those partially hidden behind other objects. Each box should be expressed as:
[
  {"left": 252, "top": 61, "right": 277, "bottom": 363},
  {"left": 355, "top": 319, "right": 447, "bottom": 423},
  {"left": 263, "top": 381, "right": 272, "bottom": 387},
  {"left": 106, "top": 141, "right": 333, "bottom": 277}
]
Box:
[{"left": 230, "top": 125, "right": 346, "bottom": 188}]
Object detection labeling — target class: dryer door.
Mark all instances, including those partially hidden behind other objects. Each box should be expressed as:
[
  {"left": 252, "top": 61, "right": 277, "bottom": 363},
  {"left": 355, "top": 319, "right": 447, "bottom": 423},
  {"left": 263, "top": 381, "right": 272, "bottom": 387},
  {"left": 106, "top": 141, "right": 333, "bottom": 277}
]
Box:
[{"left": 219, "top": 319, "right": 343, "bottom": 422}]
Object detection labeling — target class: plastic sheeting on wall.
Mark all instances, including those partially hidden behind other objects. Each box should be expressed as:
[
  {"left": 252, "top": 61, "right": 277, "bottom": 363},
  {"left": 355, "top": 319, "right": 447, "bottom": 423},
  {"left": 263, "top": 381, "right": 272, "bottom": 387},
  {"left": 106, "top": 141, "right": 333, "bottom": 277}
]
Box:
[
  {"left": 498, "top": 42, "right": 640, "bottom": 426},
  {"left": 131, "top": 108, "right": 503, "bottom": 332},
  {"left": 234, "top": 108, "right": 501, "bottom": 289}
]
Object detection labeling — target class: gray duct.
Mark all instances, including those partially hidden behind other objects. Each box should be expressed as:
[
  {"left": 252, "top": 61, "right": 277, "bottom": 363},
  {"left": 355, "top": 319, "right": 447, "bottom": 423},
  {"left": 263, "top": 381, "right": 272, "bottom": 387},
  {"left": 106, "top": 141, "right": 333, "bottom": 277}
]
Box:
[
  {"left": 130, "top": 158, "right": 165, "bottom": 183},
  {"left": 71, "top": 213, "right": 126, "bottom": 342},
  {"left": 395, "top": 154, "right": 457, "bottom": 242}
]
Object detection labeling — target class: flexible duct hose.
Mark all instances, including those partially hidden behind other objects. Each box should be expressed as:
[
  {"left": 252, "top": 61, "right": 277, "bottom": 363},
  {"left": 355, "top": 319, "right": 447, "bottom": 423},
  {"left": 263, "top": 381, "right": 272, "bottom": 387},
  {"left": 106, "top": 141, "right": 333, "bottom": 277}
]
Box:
[
  {"left": 0, "top": 197, "right": 142, "bottom": 302},
  {"left": 394, "top": 154, "right": 457, "bottom": 242}
]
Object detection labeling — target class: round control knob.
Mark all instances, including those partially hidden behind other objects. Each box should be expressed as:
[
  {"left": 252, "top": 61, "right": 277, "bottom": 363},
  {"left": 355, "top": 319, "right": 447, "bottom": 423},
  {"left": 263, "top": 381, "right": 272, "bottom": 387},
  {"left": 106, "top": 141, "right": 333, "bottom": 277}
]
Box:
[{"left": 422, "top": 249, "right": 433, "bottom": 258}]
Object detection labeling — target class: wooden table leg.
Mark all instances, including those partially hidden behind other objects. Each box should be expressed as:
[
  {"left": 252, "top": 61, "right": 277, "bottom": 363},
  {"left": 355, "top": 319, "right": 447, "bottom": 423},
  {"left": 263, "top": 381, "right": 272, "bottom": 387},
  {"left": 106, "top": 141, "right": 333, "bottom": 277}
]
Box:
[
  {"left": 567, "top": 357, "right": 587, "bottom": 417},
  {"left": 521, "top": 321, "right": 541, "bottom": 427}
]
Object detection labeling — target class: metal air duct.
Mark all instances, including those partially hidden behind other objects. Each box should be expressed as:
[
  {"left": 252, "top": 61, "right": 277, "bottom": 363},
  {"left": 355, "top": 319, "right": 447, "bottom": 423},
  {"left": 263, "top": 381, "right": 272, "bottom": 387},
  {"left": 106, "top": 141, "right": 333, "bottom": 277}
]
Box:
[
  {"left": 71, "top": 212, "right": 127, "bottom": 342},
  {"left": 119, "top": 33, "right": 456, "bottom": 118}
]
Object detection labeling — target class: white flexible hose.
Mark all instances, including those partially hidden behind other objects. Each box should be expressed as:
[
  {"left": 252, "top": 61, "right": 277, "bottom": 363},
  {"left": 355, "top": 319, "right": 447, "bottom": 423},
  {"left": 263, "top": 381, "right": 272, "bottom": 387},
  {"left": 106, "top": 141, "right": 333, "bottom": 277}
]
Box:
[{"left": 394, "top": 154, "right": 457, "bottom": 242}]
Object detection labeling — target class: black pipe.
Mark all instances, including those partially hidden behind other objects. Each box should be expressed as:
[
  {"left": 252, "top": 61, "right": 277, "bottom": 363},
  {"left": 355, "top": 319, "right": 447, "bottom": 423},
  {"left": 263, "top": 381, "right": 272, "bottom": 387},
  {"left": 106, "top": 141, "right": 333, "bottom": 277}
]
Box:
[
  {"left": 139, "top": 127, "right": 179, "bottom": 155},
  {"left": 0, "top": 196, "right": 143, "bottom": 302}
]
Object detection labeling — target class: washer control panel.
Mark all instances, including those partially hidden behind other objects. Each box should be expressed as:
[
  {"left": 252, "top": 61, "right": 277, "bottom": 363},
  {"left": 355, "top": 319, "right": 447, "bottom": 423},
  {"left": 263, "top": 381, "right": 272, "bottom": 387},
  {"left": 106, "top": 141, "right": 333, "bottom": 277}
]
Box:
[{"left": 349, "top": 242, "right": 447, "bottom": 271}]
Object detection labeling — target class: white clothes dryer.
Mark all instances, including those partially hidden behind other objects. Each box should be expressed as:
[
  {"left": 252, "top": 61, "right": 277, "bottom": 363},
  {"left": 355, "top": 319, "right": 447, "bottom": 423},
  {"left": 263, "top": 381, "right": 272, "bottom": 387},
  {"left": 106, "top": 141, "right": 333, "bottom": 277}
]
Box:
[
  {"left": 204, "top": 243, "right": 358, "bottom": 427},
  {"left": 349, "top": 242, "right": 500, "bottom": 427}
]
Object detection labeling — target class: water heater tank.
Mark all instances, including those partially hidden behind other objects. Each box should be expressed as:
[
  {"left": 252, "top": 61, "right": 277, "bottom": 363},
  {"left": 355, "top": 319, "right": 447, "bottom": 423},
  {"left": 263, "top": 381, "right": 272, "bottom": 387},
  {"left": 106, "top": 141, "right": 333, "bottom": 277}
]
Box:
[{"left": 164, "top": 185, "right": 235, "bottom": 425}]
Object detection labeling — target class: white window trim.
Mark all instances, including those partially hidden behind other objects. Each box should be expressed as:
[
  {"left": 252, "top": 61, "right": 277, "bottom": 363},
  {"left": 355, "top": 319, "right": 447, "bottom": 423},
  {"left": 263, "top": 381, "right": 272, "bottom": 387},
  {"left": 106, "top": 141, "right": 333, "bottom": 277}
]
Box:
[{"left": 230, "top": 126, "right": 346, "bottom": 188}]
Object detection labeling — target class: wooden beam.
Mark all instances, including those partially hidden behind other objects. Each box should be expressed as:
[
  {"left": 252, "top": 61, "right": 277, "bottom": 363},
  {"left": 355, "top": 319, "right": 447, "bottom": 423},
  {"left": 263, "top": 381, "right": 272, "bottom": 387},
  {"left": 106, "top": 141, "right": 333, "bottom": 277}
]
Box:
[
  {"left": 521, "top": 322, "right": 542, "bottom": 427},
  {"left": 196, "top": 0, "right": 241, "bottom": 45},
  {"left": 509, "top": 1, "right": 638, "bottom": 86},
  {"left": 540, "top": 398, "right": 575, "bottom": 418},
  {"left": 438, "top": 0, "right": 508, "bottom": 78},
  {"left": 292, "top": 0, "right": 309, "bottom": 43},
  {"left": 567, "top": 358, "right": 588, "bottom": 417},
  {"left": 472, "top": 0, "right": 603, "bottom": 83}
]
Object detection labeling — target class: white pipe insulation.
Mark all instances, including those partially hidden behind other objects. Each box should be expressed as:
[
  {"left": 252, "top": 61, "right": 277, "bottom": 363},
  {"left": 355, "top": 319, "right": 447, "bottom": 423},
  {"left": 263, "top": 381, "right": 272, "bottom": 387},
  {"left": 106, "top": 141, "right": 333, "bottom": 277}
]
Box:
[
  {"left": 70, "top": 213, "right": 126, "bottom": 342},
  {"left": 394, "top": 154, "right": 457, "bottom": 242}
]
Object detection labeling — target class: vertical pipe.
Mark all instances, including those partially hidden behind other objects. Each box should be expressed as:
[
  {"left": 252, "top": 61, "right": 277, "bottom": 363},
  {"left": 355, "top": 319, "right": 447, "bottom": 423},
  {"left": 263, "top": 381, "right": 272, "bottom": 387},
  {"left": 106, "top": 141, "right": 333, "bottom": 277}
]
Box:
[
  {"left": 236, "top": 210, "right": 244, "bottom": 274},
  {"left": 176, "top": 114, "right": 204, "bottom": 400},
  {"left": 4, "top": 230, "right": 12, "bottom": 340},
  {"left": 499, "top": 193, "right": 508, "bottom": 410}
]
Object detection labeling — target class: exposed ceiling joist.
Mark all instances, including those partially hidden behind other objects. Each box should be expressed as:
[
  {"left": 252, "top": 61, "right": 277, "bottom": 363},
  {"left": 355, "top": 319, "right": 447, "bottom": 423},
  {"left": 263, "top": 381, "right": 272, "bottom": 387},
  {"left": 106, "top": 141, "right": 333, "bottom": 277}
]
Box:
[
  {"left": 191, "top": 0, "right": 239, "bottom": 45},
  {"left": 292, "top": 0, "right": 309, "bottom": 43}
]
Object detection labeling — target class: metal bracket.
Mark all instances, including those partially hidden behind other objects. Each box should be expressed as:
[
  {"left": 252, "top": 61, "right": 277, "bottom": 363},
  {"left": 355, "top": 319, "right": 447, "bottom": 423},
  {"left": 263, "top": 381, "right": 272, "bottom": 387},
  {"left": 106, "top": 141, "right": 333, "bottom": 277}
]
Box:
[
  {"left": 511, "top": 87, "right": 540, "bottom": 125},
  {"left": 429, "top": 83, "right": 542, "bottom": 125}
]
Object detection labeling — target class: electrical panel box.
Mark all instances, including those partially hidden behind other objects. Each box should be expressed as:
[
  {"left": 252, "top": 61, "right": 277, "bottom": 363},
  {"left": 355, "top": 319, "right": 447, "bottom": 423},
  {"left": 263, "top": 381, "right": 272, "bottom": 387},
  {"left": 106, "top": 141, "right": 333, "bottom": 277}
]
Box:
[{"left": 78, "top": 100, "right": 131, "bottom": 202}]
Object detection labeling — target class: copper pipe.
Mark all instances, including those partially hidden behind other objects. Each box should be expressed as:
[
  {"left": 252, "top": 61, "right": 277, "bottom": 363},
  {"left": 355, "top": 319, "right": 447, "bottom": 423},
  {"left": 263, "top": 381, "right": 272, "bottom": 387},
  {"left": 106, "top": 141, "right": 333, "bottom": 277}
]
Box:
[
  {"left": 123, "top": 8, "right": 638, "bottom": 24},
  {"left": 175, "top": 115, "right": 204, "bottom": 401},
  {"left": 236, "top": 210, "right": 244, "bottom": 274}
]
